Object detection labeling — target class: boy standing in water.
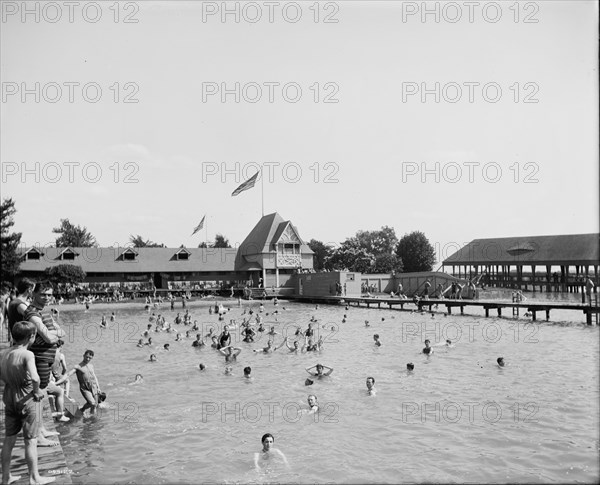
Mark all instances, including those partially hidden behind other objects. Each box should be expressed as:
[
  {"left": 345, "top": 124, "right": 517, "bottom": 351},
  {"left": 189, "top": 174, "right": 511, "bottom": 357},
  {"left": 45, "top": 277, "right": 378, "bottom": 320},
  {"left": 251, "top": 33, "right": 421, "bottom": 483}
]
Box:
[
  {"left": 0, "top": 321, "right": 55, "bottom": 484},
  {"left": 56, "top": 350, "right": 102, "bottom": 414}
]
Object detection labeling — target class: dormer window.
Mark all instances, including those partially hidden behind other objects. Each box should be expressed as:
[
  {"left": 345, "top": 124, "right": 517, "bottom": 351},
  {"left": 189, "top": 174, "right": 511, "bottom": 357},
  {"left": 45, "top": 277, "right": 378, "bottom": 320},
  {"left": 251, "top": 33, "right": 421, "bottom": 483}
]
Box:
[
  {"left": 59, "top": 248, "right": 78, "bottom": 260},
  {"left": 24, "top": 248, "right": 42, "bottom": 260},
  {"left": 175, "top": 248, "right": 191, "bottom": 261},
  {"left": 118, "top": 248, "right": 138, "bottom": 261}
]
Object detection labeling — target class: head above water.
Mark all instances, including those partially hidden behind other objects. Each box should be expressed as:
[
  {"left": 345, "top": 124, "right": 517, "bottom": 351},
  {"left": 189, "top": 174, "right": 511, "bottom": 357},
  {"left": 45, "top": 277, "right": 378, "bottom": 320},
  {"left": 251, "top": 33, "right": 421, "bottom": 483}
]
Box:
[
  {"left": 244, "top": 366, "right": 251, "bottom": 376},
  {"left": 497, "top": 357, "right": 505, "bottom": 367},
  {"left": 407, "top": 363, "right": 415, "bottom": 371}
]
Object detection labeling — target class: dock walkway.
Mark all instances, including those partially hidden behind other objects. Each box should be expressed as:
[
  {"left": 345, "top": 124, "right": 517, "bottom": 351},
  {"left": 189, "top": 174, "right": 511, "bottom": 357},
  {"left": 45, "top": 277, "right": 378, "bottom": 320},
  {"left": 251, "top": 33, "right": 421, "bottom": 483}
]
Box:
[{"left": 283, "top": 295, "right": 600, "bottom": 324}]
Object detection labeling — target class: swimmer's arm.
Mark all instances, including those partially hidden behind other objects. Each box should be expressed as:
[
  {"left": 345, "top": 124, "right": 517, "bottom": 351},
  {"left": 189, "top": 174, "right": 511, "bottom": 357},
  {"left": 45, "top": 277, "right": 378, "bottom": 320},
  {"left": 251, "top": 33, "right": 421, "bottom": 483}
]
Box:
[
  {"left": 54, "top": 366, "right": 78, "bottom": 385},
  {"left": 233, "top": 347, "right": 242, "bottom": 356},
  {"left": 305, "top": 365, "right": 317, "bottom": 375},
  {"left": 274, "top": 338, "right": 287, "bottom": 351},
  {"left": 323, "top": 366, "right": 334, "bottom": 376},
  {"left": 274, "top": 449, "right": 289, "bottom": 467}
]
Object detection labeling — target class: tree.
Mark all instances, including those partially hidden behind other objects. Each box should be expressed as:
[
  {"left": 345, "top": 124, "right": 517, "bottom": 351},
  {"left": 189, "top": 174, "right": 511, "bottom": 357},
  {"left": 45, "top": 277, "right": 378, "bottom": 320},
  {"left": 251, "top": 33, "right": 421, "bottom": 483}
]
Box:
[
  {"left": 211, "top": 234, "right": 231, "bottom": 248},
  {"left": 308, "top": 239, "right": 333, "bottom": 271},
  {"left": 198, "top": 242, "right": 208, "bottom": 248},
  {"left": 53, "top": 219, "right": 97, "bottom": 247},
  {"left": 0, "top": 198, "right": 22, "bottom": 286},
  {"left": 373, "top": 253, "right": 403, "bottom": 274},
  {"left": 129, "top": 235, "right": 165, "bottom": 247},
  {"left": 326, "top": 238, "right": 376, "bottom": 273},
  {"left": 396, "top": 231, "right": 436, "bottom": 272},
  {"left": 356, "top": 226, "right": 399, "bottom": 255},
  {"left": 44, "top": 264, "right": 86, "bottom": 286}
]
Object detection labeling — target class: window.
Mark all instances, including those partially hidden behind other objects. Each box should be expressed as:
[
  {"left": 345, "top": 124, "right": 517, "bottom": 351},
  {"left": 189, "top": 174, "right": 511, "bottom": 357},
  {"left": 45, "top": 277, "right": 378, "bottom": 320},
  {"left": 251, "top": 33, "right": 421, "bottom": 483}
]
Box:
[
  {"left": 27, "top": 251, "right": 41, "bottom": 260},
  {"left": 124, "top": 252, "right": 136, "bottom": 261},
  {"left": 178, "top": 253, "right": 189, "bottom": 260},
  {"left": 62, "top": 252, "right": 75, "bottom": 260}
]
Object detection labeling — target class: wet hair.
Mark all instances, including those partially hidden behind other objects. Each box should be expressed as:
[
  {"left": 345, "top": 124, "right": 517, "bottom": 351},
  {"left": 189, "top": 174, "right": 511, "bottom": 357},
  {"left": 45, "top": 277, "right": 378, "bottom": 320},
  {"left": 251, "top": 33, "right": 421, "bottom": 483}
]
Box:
[
  {"left": 407, "top": 363, "right": 415, "bottom": 371},
  {"left": 199, "top": 363, "right": 205, "bottom": 370},
  {"left": 308, "top": 394, "right": 317, "bottom": 402},
  {"left": 261, "top": 433, "right": 274, "bottom": 444},
  {"left": 244, "top": 366, "right": 251, "bottom": 375},
  {"left": 497, "top": 357, "right": 504, "bottom": 365},
  {"left": 33, "top": 281, "right": 53, "bottom": 294},
  {"left": 374, "top": 334, "right": 379, "bottom": 339},
  {"left": 11, "top": 321, "right": 36, "bottom": 343},
  {"left": 424, "top": 339, "right": 430, "bottom": 344},
  {"left": 16, "top": 278, "right": 36, "bottom": 295},
  {"left": 84, "top": 349, "right": 94, "bottom": 357},
  {"left": 367, "top": 376, "right": 375, "bottom": 384},
  {"left": 164, "top": 344, "right": 169, "bottom": 349}
]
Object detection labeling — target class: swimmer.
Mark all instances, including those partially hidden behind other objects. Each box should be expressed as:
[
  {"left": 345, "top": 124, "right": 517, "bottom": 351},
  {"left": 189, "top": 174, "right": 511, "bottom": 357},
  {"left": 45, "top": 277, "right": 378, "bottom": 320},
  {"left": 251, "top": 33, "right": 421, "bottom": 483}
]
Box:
[
  {"left": 175, "top": 333, "right": 182, "bottom": 342},
  {"left": 306, "top": 394, "right": 319, "bottom": 414},
  {"left": 366, "top": 376, "right": 376, "bottom": 396},
  {"left": 267, "top": 326, "right": 278, "bottom": 336},
  {"left": 100, "top": 315, "right": 107, "bottom": 327},
  {"left": 192, "top": 334, "right": 205, "bottom": 347},
  {"left": 422, "top": 339, "right": 433, "bottom": 355},
  {"left": 497, "top": 357, "right": 505, "bottom": 367},
  {"left": 407, "top": 363, "right": 414, "bottom": 372},
  {"left": 243, "top": 366, "right": 252, "bottom": 379},
  {"left": 373, "top": 334, "right": 382, "bottom": 347},
  {"left": 145, "top": 337, "right": 153, "bottom": 346},
  {"left": 110, "top": 312, "right": 115, "bottom": 322},
  {"left": 129, "top": 374, "right": 143, "bottom": 385},
  {"left": 136, "top": 339, "right": 144, "bottom": 348},
  {"left": 149, "top": 354, "right": 157, "bottom": 362},
  {"left": 253, "top": 339, "right": 287, "bottom": 354},
  {"left": 364, "top": 320, "right": 370, "bottom": 327},
  {"left": 163, "top": 344, "right": 170, "bottom": 351},
  {"left": 219, "top": 345, "right": 242, "bottom": 362},
  {"left": 306, "top": 363, "right": 333, "bottom": 378},
  {"left": 224, "top": 365, "right": 233, "bottom": 375},
  {"left": 285, "top": 339, "right": 302, "bottom": 353},
  {"left": 199, "top": 363, "right": 205, "bottom": 371},
  {"left": 254, "top": 433, "right": 289, "bottom": 471}
]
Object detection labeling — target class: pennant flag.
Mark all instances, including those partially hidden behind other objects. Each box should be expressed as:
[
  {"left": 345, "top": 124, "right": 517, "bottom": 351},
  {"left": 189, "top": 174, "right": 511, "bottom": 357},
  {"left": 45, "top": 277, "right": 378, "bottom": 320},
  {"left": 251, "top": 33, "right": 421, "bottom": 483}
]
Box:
[
  {"left": 232, "top": 171, "right": 259, "bottom": 196},
  {"left": 191, "top": 215, "right": 205, "bottom": 236}
]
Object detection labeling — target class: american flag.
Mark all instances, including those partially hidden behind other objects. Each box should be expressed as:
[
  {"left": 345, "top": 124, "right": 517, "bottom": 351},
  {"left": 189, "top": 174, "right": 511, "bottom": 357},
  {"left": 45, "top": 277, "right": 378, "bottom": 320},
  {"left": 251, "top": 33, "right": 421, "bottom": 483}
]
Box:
[
  {"left": 191, "top": 215, "right": 205, "bottom": 235},
  {"left": 231, "top": 171, "right": 259, "bottom": 196}
]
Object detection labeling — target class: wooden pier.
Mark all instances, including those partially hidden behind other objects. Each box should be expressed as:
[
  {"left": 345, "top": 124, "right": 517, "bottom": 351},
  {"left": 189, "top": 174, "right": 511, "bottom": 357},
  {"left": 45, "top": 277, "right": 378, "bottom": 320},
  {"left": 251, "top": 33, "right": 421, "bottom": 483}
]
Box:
[{"left": 283, "top": 295, "right": 600, "bottom": 324}]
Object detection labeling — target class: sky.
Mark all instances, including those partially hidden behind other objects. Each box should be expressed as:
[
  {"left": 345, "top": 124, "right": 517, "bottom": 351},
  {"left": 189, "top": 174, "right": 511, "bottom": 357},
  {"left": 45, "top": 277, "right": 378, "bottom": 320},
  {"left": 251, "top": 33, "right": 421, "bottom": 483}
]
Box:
[{"left": 1, "top": 0, "right": 598, "bottom": 265}]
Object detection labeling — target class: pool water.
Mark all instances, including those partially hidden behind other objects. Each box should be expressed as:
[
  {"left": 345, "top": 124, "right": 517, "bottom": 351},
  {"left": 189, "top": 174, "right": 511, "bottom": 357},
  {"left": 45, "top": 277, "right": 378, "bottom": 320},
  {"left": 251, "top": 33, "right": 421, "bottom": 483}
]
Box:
[{"left": 54, "top": 299, "right": 599, "bottom": 484}]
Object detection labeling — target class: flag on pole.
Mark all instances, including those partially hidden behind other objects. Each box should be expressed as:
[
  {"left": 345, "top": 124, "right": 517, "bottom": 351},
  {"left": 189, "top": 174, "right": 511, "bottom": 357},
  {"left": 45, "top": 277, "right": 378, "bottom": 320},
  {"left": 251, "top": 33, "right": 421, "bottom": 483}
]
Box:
[
  {"left": 231, "top": 171, "right": 259, "bottom": 196},
  {"left": 191, "top": 215, "right": 205, "bottom": 236}
]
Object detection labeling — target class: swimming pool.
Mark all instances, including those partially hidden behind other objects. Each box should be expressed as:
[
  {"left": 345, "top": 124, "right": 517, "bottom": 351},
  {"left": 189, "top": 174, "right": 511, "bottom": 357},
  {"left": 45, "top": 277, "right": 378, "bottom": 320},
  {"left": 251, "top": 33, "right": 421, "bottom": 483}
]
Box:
[{"left": 53, "top": 299, "right": 599, "bottom": 483}]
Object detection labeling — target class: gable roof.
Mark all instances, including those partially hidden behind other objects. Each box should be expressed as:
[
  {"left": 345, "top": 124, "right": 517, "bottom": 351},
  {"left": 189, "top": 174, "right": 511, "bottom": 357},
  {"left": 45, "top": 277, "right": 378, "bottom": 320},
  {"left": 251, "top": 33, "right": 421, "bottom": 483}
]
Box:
[
  {"left": 443, "top": 234, "right": 600, "bottom": 266},
  {"left": 238, "top": 213, "right": 313, "bottom": 256}
]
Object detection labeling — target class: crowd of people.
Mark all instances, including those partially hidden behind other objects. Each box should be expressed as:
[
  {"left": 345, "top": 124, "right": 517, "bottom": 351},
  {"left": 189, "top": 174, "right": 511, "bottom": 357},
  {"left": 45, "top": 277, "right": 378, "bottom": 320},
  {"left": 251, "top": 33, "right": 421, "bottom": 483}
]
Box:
[{"left": 0, "top": 276, "right": 513, "bottom": 482}]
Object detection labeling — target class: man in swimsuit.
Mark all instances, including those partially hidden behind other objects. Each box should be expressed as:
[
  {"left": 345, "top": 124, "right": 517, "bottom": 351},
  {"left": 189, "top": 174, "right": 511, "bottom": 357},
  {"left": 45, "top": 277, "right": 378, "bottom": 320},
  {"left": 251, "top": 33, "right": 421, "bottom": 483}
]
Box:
[
  {"left": 218, "top": 325, "right": 232, "bottom": 349},
  {"left": 366, "top": 377, "right": 376, "bottom": 396},
  {"left": 6, "top": 278, "right": 35, "bottom": 341},
  {"left": 422, "top": 340, "right": 433, "bottom": 355},
  {"left": 219, "top": 345, "right": 242, "bottom": 362},
  {"left": 254, "top": 433, "right": 289, "bottom": 471},
  {"left": 306, "top": 363, "right": 334, "bottom": 378},
  {"left": 56, "top": 350, "right": 102, "bottom": 414}
]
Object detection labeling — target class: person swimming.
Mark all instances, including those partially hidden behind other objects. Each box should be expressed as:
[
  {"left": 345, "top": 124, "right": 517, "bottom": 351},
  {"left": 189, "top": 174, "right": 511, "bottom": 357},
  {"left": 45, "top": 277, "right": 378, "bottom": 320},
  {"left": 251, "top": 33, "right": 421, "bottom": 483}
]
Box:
[
  {"left": 366, "top": 376, "right": 376, "bottom": 395},
  {"left": 254, "top": 433, "right": 289, "bottom": 471},
  {"left": 373, "top": 334, "right": 381, "bottom": 347},
  {"left": 407, "top": 363, "right": 414, "bottom": 371},
  {"left": 422, "top": 340, "right": 433, "bottom": 355},
  {"left": 306, "top": 394, "right": 319, "bottom": 414},
  {"left": 497, "top": 357, "right": 505, "bottom": 367}
]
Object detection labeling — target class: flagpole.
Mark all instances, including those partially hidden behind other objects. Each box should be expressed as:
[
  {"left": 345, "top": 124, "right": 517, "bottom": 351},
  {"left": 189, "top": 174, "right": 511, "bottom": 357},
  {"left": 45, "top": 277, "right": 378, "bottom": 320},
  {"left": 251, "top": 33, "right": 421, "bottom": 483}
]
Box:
[
  {"left": 205, "top": 215, "right": 208, "bottom": 246},
  {"left": 261, "top": 165, "right": 264, "bottom": 216}
]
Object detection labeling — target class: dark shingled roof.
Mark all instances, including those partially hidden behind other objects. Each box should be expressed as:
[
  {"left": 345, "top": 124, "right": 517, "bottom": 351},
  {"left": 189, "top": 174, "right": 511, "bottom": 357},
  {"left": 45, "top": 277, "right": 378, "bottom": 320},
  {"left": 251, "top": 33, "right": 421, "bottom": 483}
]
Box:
[
  {"left": 443, "top": 234, "right": 600, "bottom": 266},
  {"left": 19, "top": 212, "right": 314, "bottom": 274}
]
